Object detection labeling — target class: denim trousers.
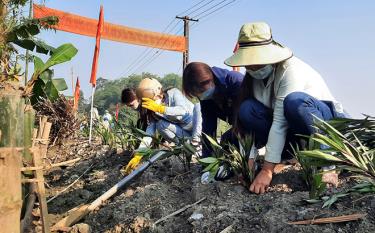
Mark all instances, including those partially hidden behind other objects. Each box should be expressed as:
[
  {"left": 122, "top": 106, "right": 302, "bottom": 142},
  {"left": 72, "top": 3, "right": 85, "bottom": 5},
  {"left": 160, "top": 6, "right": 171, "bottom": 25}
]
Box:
[{"left": 238, "top": 92, "right": 344, "bottom": 159}]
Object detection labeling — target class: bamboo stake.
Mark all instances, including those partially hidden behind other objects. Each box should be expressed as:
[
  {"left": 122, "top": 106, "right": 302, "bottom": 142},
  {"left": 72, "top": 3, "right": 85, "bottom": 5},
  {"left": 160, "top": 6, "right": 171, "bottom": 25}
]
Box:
[
  {"left": 42, "top": 122, "right": 52, "bottom": 141},
  {"left": 21, "top": 158, "right": 81, "bottom": 171},
  {"left": 31, "top": 146, "right": 50, "bottom": 233},
  {"left": 0, "top": 92, "right": 24, "bottom": 233},
  {"left": 21, "top": 178, "right": 44, "bottom": 183},
  {"left": 288, "top": 213, "right": 366, "bottom": 225}
]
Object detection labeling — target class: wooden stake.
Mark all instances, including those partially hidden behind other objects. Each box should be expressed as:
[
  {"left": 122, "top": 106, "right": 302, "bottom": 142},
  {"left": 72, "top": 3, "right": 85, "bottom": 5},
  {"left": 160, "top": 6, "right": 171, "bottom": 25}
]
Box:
[
  {"left": 0, "top": 148, "right": 23, "bottom": 233},
  {"left": 31, "top": 146, "right": 50, "bottom": 233},
  {"left": 21, "top": 158, "right": 81, "bottom": 171},
  {"left": 0, "top": 92, "right": 25, "bottom": 233}
]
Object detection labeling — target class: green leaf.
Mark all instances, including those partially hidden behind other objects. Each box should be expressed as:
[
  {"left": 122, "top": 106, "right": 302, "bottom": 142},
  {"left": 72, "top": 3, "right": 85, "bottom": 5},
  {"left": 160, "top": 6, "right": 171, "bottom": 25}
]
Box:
[
  {"left": 199, "top": 157, "right": 219, "bottom": 164},
  {"left": 44, "top": 80, "right": 59, "bottom": 102},
  {"left": 13, "top": 38, "right": 55, "bottom": 55},
  {"left": 42, "top": 43, "right": 78, "bottom": 72},
  {"left": 203, "top": 133, "right": 222, "bottom": 149},
  {"left": 52, "top": 78, "right": 68, "bottom": 91},
  {"left": 299, "top": 150, "right": 343, "bottom": 162},
  {"left": 39, "top": 69, "right": 53, "bottom": 84},
  {"left": 33, "top": 56, "right": 44, "bottom": 74},
  {"left": 305, "top": 199, "right": 322, "bottom": 204},
  {"left": 209, "top": 163, "right": 220, "bottom": 181},
  {"left": 322, "top": 193, "right": 348, "bottom": 208},
  {"left": 203, "top": 161, "right": 219, "bottom": 172},
  {"left": 30, "top": 78, "right": 46, "bottom": 105},
  {"left": 183, "top": 142, "right": 196, "bottom": 154}
]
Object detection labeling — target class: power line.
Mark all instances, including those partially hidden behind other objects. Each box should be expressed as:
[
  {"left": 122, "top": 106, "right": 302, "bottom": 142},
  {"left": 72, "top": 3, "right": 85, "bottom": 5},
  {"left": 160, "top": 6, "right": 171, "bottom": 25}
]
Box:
[
  {"left": 198, "top": 0, "right": 237, "bottom": 20},
  {"left": 121, "top": 0, "right": 240, "bottom": 77},
  {"left": 191, "top": 0, "right": 240, "bottom": 29},
  {"left": 176, "top": 0, "right": 209, "bottom": 16},
  {"left": 123, "top": 22, "right": 184, "bottom": 77},
  {"left": 120, "top": 0, "right": 218, "bottom": 77},
  {"left": 191, "top": 0, "right": 232, "bottom": 19},
  {"left": 182, "top": 0, "right": 216, "bottom": 18},
  {"left": 118, "top": 19, "right": 180, "bottom": 77},
  {"left": 131, "top": 26, "right": 185, "bottom": 75}
]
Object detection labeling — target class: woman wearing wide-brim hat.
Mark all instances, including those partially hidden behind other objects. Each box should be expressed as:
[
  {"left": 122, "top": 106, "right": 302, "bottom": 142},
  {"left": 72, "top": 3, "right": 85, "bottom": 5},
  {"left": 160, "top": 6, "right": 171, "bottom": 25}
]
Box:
[{"left": 225, "top": 22, "right": 348, "bottom": 194}]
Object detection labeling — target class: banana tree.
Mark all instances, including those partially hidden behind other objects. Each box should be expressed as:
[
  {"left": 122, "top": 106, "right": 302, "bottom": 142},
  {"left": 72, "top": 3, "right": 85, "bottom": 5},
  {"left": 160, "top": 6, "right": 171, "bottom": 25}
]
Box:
[{"left": 24, "top": 43, "right": 78, "bottom": 101}]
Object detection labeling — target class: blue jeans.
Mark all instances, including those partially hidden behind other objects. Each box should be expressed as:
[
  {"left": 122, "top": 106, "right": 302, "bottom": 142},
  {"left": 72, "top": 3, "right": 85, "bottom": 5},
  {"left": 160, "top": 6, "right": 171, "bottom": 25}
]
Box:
[{"left": 238, "top": 92, "right": 344, "bottom": 159}]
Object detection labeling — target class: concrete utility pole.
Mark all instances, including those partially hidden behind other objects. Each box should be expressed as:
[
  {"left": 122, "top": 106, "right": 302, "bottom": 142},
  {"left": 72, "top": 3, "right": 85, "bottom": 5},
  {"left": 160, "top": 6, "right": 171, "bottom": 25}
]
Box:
[{"left": 176, "top": 16, "right": 198, "bottom": 70}]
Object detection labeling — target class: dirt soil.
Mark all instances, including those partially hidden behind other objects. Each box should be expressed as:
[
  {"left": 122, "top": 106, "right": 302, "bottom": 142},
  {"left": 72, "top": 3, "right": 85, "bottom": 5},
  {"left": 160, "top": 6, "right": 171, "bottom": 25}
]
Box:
[{"left": 33, "top": 139, "right": 375, "bottom": 233}]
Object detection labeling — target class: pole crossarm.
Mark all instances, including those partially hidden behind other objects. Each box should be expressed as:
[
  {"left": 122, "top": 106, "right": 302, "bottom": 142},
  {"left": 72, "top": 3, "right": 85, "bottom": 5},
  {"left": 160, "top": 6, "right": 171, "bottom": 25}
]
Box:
[{"left": 33, "top": 4, "right": 187, "bottom": 52}]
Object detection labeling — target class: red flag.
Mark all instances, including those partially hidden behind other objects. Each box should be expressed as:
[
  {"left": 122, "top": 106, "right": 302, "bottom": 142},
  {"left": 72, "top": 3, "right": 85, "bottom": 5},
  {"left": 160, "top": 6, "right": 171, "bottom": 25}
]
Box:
[
  {"left": 90, "top": 6, "right": 104, "bottom": 87},
  {"left": 115, "top": 103, "right": 119, "bottom": 122},
  {"left": 232, "top": 43, "right": 240, "bottom": 72},
  {"left": 73, "top": 77, "right": 80, "bottom": 110}
]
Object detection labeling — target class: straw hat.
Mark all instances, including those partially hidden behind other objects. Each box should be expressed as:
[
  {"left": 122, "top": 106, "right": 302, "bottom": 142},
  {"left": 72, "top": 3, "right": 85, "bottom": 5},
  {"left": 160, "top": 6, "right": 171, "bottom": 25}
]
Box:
[
  {"left": 224, "top": 22, "right": 293, "bottom": 67},
  {"left": 136, "top": 78, "right": 163, "bottom": 99}
]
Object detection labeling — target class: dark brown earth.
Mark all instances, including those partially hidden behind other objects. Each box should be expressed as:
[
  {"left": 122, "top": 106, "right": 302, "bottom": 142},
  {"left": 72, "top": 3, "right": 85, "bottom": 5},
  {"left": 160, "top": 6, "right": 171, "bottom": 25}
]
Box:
[{"left": 30, "top": 138, "right": 375, "bottom": 233}]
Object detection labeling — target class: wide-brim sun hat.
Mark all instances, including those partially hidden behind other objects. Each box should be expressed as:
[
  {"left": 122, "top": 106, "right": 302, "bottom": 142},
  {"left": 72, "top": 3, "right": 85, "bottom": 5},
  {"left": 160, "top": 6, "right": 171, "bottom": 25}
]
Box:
[{"left": 224, "top": 22, "right": 293, "bottom": 67}]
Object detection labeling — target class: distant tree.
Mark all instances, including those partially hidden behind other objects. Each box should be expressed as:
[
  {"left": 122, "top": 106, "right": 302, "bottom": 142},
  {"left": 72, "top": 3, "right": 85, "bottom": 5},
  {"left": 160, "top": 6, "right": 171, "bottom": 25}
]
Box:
[
  {"left": 160, "top": 73, "right": 182, "bottom": 89},
  {"left": 96, "top": 77, "right": 109, "bottom": 89}
]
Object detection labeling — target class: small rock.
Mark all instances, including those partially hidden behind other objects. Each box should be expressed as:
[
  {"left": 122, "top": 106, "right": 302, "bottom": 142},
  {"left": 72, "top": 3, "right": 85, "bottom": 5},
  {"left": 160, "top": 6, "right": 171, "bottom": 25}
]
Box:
[
  {"left": 71, "top": 223, "right": 91, "bottom": 233},
  {"left": 188, "top": 212, "right": 204, "bottom": 222},
  {"left": 220, "top": 225, "right": 235, "bottom": 233},
  {"left": 79, "top": 189, "right": 93, "bottom": 199}
]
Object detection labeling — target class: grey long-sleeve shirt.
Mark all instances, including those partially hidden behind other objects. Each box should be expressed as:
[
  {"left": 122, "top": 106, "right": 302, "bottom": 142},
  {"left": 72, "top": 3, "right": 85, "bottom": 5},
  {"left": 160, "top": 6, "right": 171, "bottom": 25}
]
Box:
[{"left": 251, "top": 56, "right": 338, "bottom": 163}]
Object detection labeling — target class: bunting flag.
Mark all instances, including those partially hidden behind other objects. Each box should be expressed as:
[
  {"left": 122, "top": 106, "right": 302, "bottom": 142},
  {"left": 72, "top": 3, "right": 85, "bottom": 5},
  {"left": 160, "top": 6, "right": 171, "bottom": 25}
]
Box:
[
  {"left": 115, "top": 103, "right": 119, "bottom": 122},
  {"left": 89, "top": 5, "right": 104, "bottom": 87},
  {"left": 73, "top": 77, "right": 80, "bottom": 111},
  {"left": 232, "top": 43, "right": 240, "bottom": 72},
  {"left": 33, "top": 4, "right": 186, "bottom": 52}
]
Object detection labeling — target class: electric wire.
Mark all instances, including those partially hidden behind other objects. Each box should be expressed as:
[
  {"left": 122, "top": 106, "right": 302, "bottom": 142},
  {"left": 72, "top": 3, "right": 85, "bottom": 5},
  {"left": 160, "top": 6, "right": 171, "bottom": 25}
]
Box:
[
  {"left": 122, "top": 0, "right": 240, "bottom": 77},
  {"left": 120, "top": 0, "right": 219, "bottom": 77}
]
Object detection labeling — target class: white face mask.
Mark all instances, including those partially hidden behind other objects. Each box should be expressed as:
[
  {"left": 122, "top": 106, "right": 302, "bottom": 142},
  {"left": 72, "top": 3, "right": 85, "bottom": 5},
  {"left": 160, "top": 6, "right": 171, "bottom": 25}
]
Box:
[
  {"left": 198, "top": 86, "right": 215, "bottom": 100},
  {"left": 246, "top": 65, "right": 274, "bottom": 80}
]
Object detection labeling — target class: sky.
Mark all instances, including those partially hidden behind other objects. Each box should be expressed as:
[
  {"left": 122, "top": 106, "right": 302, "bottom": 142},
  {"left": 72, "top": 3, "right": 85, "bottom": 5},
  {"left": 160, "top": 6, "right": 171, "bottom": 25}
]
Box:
[{"left": 34, "top": 0, "right": 375, "bottom": 118}]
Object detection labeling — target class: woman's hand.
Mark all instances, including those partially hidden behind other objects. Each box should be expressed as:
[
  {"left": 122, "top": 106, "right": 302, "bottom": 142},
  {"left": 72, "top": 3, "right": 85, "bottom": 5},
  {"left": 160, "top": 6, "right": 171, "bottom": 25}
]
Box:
[{"left": 249, "top": 161, "right": 275, "bottom": 194}]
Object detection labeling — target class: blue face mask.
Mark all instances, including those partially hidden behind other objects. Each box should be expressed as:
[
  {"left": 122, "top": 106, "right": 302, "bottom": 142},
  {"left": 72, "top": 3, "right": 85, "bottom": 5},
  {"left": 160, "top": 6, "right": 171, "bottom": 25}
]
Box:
[
  {"left": 246, "top": 65, "right": 274, "bottom": 80},
  {"left": 198, "top": 86, "right": 215, "bottom": 100}
]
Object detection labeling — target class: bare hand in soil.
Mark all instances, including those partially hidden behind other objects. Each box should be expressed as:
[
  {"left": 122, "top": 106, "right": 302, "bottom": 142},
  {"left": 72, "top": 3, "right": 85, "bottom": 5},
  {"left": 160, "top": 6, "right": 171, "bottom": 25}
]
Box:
[{"left": 249, "top": 162, "right": 274, "bottom": 194}]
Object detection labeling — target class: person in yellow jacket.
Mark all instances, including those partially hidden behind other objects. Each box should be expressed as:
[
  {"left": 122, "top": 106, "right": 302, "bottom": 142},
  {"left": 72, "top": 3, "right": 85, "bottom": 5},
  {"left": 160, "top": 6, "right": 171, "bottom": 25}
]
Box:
[{"left": 123, "top": 78, "right": 202, "bottom": 174}]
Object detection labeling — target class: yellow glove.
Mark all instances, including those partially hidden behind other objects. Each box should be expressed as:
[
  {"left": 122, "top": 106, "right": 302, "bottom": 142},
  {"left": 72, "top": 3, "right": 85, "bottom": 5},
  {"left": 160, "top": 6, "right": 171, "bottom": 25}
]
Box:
[
  {"left": 142, "top": 98, "right": 166, "bottom": 114},
  {"left": 122, "top": 153, "right": 143, "bottom": 175}
]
